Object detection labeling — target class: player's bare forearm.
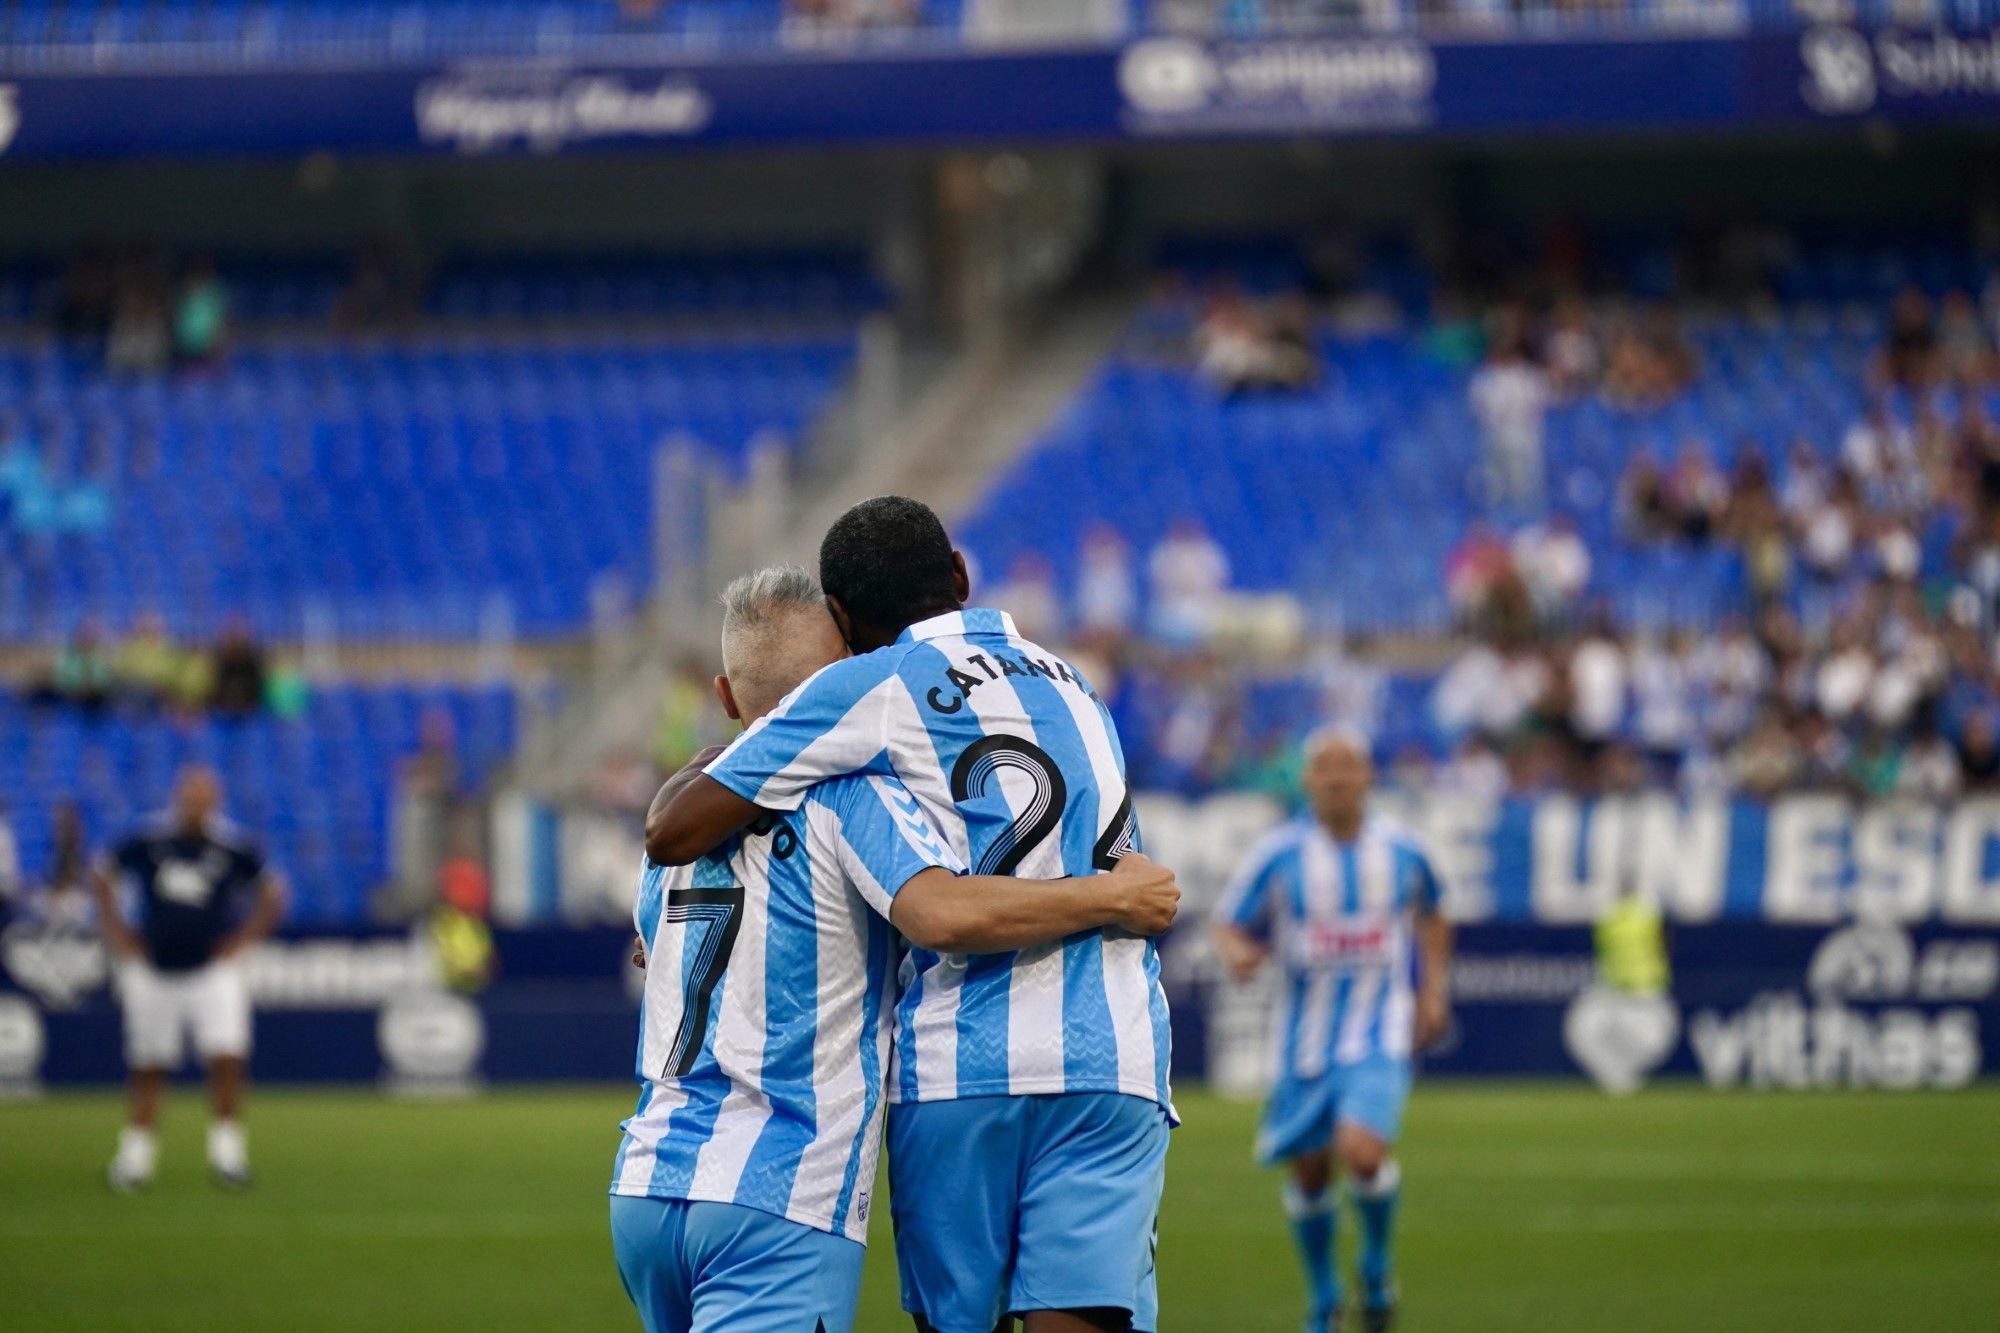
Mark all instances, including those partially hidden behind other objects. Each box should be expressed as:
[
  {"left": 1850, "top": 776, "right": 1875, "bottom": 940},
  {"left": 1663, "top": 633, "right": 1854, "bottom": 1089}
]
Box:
[
  {"left": 243, "top": 874, "right": 288, "bottom": 942},
  {"left": 218, "top": 874, "right": 288, "bottom": 958},
  {"left": 892, "top": 853, "right": 1180, "bottom": 955},
  {"left": 1417, "top": 909, "right": 1453, "bottom": 984},
  {"left": 643, "top": 748, "right": 761, "bottom": 866},
  {"left": 1415, "top": 909, "right": 1454, "bottom": 1046},
  {"left": 1211, "top": 921, "right": 1269, "bottom": 982},
  {"left": 90, "top": 868, "right": 142, "bottom": 958}
]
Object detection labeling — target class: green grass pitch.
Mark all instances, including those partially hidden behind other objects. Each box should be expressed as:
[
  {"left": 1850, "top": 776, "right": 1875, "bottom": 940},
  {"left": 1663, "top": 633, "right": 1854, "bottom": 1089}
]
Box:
[{"left": 3, "top": 1083, "right": 1996, "bottom": 1330}]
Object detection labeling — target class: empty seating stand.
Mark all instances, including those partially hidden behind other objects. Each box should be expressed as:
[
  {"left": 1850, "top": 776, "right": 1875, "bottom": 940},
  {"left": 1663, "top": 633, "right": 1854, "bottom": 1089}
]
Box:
[
  {"left": 0, "top": 252, "right": 877, "bottom": 640},
  {"left": 0, "top": 683, "right": 518, "bottom": 923}
]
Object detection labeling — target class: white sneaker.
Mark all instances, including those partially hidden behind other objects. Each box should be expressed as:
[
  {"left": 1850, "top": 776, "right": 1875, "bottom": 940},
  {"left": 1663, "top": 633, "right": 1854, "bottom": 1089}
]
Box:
[
  {"left": 208, "top": 1121, "right": 252, "bottom": 1190},
  {"left": 107, "top": 1127, "right": 156, "bottom": 1193}
]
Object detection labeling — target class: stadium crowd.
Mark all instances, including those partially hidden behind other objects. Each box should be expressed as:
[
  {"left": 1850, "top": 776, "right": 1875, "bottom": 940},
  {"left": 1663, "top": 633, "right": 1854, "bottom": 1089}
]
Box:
[
  {"left": 962, "top": 255, "right": 2000, "bottom": 804},
  {"left": 23, "top": 616, "right": 296, "bottom": 720}
]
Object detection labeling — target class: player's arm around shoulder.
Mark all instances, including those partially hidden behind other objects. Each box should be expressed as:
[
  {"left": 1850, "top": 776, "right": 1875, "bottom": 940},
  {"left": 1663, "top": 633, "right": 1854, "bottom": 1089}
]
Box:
[
  {"left": 890, "top": 853, "right": 1181, "bottom": 956},
  {"left": 648, "top": 653, "right": 898, "bottom": 866},
  {"left": 643, "top": 743, "right": 742, "bottom": 866}
]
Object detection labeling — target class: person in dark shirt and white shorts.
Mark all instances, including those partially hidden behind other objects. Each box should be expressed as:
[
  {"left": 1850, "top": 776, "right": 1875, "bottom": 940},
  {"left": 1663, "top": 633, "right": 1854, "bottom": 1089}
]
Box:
[{"left": 91, "top": 765, "right": 286, "bottom": 1191}]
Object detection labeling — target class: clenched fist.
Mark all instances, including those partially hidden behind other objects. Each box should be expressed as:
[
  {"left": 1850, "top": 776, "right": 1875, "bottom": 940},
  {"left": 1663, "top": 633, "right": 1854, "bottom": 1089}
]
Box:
[{"left": 1103, "top": 853, "right": 1181, "bottom": 937}]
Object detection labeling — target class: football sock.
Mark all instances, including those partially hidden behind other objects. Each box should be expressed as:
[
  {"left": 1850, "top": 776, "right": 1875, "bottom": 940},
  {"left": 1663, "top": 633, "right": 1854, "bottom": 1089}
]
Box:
[
  {"left": 115, "top": 1126, "right": 157, "bottom": 1180},
  {"left": 1351, "top": 1158, "right": 1401, "bottom": 1311},
  {"left": 208, "top": 1120, "right": 248, "bottom": 1174},
  {"left": 1283, "top": 1178, "right": 1340, "bottom": 1320}
]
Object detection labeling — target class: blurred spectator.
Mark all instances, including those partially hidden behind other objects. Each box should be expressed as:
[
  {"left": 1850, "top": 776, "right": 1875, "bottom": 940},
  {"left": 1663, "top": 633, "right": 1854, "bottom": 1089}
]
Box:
[
  {"left": 1149, "top": 518, "right": 1231, "bottom": 646},
  {"left": 1075, "top": 524, "right": 1138, "bottom": 643},
  {"left": 1630, "top": 631, "right": 1695, "bottom": 776},
  {"left": 106, "top": 248, "right": 171, "bottom": 374},
  {"left": 1468, "top": 328, "right": 1549, "bottom": 508},
  {"left": 1512, "top": 515, "right": 1590, "bottom": 621},
  {"left": 988, "top": 554, "right": 1064, "bottom": 645},
  {"left": 1422, "top": 293, "right": 1486, "bottom": 369},
  {"left": 1959, "top": 713, "right": 2000, "bottom": 791},
  {"left": 111, "top": 612, "right": 185, "bottom": 711},
  {"left": 264, "top": 653, "right": 312, "bottom": 720},
  {"left": 1796, "top": 711, "right": 1852, "bottom": 790},
  {"left": 208, "top": 618, "right": 268, "bottom": 718},
  {"left": 1618, "top": 449, "right": 1674, "bottom": 540},
  {"left": 1446, "top": 521, "right": 1541, "bottom": 641},
  {"left": 1725, "top": 450, "right": 1793, "bottom": 602},
  {"left": 1694, "top": 619, "right": 1771, "bottom": 744},
  {"left": 172, "top": 256, "right": 229, "bottom": 369},
  {"left": 431, "top": 810, "right": 496, "bottom": 993},
  {"left": 1848, "top": 728, "right": 1902, "bottom": 799},
  {"left": 1899, "top": 722, "right": 1963, "bottom": 802},
  {"left": 1437, "top": 734, "right": 1509, "bottom": 802},
  {"left": 1312, "top": 635, "right": 1386, "bottom": 741},
  {"left": 1731, "top": 708, "right": 1803, "bottom": 799},
  {"left": 1193, "top": 290, "right": 1321, "bottom": 395},
  {"left": 1569, "top": 619, "right": 1627, "bottom": 764},
  {"left": 1874, "top": 286, "right": 1937, "bottom": 390},
  {"left": 1664, "top": 438, "right": 1727, "bottom": 544},
  {"left": 652, "top": 659, "right": 726, "bottom": 775},
  {"left": 1148, "top": 654, "right": 1241, "bottom": 794},
  {"left": 1813, "top": 620, "right": 1874, "bottom": 723},
  {"left": 0, "top": 801, "right": 19, "bottom": 922},
  {"left": 785, "top": 0, "right": 921, "bottom": 37},
  {"left": 1432, "top": 640, "right": 1529, "bottom": 740},
  {"left": 1601, "top": 307, "right": 1695, "bottom": 407},
  {"left": 1543, "top": 299, "right": 1600, "bottom": 397},
  {"left": 1936, "top": 289, "right": 1996, "bottom": 387},
  {"left": 1779, "top": 438, "right": 1830, "bottom": 522},
  {"left": 31, "top": 622, "right": 115, "bottom": 713},
  {"left": 1263, "top": 296, "right": 1323, "bottom": 391},
  {"left": 387, "top": 707, "right": 460, "bottom": 921},
  {"left": 1445, "top": 522, "right": 1511, "bottom": 622}
]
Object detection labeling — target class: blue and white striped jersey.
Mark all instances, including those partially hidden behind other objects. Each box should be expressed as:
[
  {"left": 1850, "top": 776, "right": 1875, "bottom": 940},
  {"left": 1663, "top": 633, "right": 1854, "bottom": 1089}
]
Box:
[
  {"left": 611, "top": 772, "right": 960, "bottom": 1243},
  {"left": 703, "top": 608, "right": 1172, "bottom": 1113},
  {"left": 1216, "top": 815, "right": 1441, "bottom": 1074}
]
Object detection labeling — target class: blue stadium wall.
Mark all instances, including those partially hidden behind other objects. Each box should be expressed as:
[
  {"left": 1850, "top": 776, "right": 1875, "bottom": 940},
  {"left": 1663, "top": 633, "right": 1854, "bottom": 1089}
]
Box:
[{"left": 1, "top": 23, "right": 1998, "bottom": 160}]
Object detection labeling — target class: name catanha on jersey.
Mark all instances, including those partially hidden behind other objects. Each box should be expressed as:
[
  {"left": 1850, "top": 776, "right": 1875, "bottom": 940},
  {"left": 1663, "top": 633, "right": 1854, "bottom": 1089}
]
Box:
[{"left": 925, "top": 650, "right": 1101, "bottom": 715}]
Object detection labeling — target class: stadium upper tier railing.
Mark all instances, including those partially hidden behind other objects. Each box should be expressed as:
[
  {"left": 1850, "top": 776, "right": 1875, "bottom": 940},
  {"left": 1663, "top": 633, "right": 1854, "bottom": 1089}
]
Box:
[{"left": 0, "top": 0, "right": 1987, "bottom": 74}]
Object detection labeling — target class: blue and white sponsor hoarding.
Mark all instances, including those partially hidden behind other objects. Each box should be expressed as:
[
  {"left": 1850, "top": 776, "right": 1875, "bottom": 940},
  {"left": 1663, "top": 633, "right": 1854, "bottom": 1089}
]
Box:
[
  {"left": 0, "top": 23, "right": 1995, "bottom": 161},
  {"left": 3, "top": 913, "right": 1992, "bottom": 1090},
  {"left": 6, "top": 791, "right": 1999, "bottom": 1088}
]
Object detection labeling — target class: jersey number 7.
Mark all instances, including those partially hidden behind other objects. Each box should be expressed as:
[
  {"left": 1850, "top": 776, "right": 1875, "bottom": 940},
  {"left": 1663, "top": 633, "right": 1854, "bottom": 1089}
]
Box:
[{"left": 661, "top": 886, "right": 745, "bottom": 1078}]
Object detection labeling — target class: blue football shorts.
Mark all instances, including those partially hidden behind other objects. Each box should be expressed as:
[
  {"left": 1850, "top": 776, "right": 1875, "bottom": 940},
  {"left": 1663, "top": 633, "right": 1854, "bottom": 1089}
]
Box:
[
  {"left": 1256, "top": 1055, "right": 1411, "bottom": 1166},
  {"left": 609, "top": 1195, "right": 865, "bottom": 1333},
  {"left": 888, "top": 1092, "right": 1172, "bottom": 1333}
]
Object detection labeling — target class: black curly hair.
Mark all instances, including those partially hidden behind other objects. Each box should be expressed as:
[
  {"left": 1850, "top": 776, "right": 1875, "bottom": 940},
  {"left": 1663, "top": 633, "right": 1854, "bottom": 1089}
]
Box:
[{"left": 818, "top": 495, "right": 964, "bottom": 650}]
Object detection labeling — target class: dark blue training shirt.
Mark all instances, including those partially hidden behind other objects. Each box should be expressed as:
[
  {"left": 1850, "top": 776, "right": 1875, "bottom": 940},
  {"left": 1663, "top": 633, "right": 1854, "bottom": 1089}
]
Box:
[{"left": 112, "top": 818, "right": 267, "bottom": 972}]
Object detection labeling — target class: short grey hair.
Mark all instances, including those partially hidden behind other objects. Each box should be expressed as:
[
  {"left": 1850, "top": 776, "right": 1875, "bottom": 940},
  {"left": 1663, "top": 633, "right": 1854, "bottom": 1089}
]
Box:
[
  {"left": 717, "top": 565, "right": 838, "bottom": 718},
  {"left": 719, "top": 564, "right": 824, "bottom": 633}
]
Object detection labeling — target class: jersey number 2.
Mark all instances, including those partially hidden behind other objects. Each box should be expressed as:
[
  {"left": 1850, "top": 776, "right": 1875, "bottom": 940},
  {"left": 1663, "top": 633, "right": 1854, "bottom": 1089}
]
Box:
[
  {"left": 661, "top": 885, "right": 744, "bottom": 1078},
  {"left": 951, "top": 735, "right": 1140, "bottom": 875}
]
